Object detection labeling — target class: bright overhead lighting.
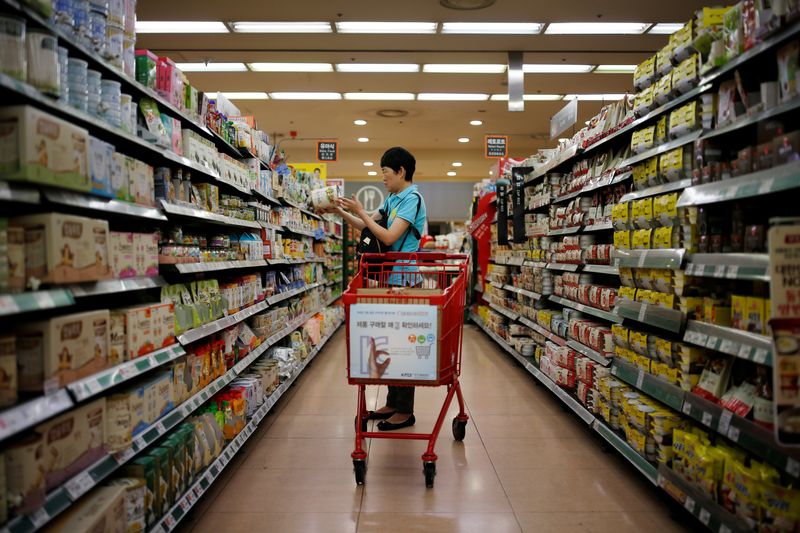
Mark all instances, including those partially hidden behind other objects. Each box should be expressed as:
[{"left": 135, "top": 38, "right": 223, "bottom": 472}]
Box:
[
  {"left": 213, "top": 92, "right": 269, "bottom": 100},
  {"left": 363, "top": 162, "right": 374, "bottom": 167},
  {"left": 423, "top": 64, "right": 506, "bottom": 74},
  {"left": 357, "top": 137, "right": 370, "bottom": 143},
  {"left": 354, "top": 119, "right": 367, "bottom": 126},
  {"left": 458, "top": 137, "right": 470, "bottom": 143},
  {"left": 470, "top": 120, "right": 483, "bottom": 126},
  {"left": 594, "top": 64, "right": 637, "bottom": 73},
  {"left": 368, "top": 171, "right": 378, "bottom": 176},
  {"left": 135, "top": 21, "right": 228, "bottom": 33},
  {"left": 418, "top": 93, "right": 489, "bottom": 101},
  {"left": 648, "top": 23, "right": 685, "bottom": 34},
  {"left": 452, "top": 162, "right": 463, "bottom": 167},
  {"left": 490, "top": 94, "right": 563, "bottom": 101},
  {"left": 564, "top": 93, "right": 626, "bottom": 101},
  {"left": 441, "top": 22, "right": 543, "bottom": 34},
  {"left": 335, "top": 21, "right": 437, "bottom": 34},
  {"left": 343, "top": 92, "right": 416, "bottom": 100},
  {"left": 336, "top": 63, "right": 420, "bottom": 73},
  {"left": 248, "top": 63, "right": 333, "bottom": 72},
  {"left": 447, "top": 171, "right": 457, "bottom": 176},
  {"left": 231, "top": 21, "right": 332, "bottom": 33},
  {"left": 269, "top": 92, "right": 342, "bottom": 100},
  {"left": 545, "top": 22, "right": 649, "bottom": 34},
  {"left": 175, "top": 62, "right": 247, "bottom": 72},
  {"left": 523, "top": 64, "right": 593, "bottom": 73}
]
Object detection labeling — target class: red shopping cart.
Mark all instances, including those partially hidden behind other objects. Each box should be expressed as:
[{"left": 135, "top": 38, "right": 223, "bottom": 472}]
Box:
[{"left": 344, "top": 252, "right": 470, "bottom": 487}]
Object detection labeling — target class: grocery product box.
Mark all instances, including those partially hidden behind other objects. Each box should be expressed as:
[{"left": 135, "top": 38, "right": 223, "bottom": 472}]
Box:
[
  {"left": 151, "top": 302, "right": 176, "bottom": 349},
  {"left": 7, "top": 224, "right": 26, "bottom": 292},
  {"left": 121, "top": 456, "right": 158, "bottom": 527},
  {"left": 134, "top": 233, "right": 158, "bottom": 277},
  {"left": 106, "top": 478, "right": 146, "bottom": 533},
  {"left": 106, "top": 383, "right": 146, "bottom": 452},
  {"left": 0, "top": 106, "right": 90, "bottom": 192},
  {"left": 44, "top": 485, "right": 125, "bottom": 533},
  {"left": 149, "top": 447, "right": 173, "bottom": 515},
  {"left": 111, "top": 152, "right": 131, "bottom": 202},
  {"left": 88, "top": 136, "right": 114, "bottom": 198},
  {"left": 109, "top": 232, "right": 136, "bottom": 279},
  {"left": 112, "top": 305, "right": 154, "bottom": 361},
  {"left": 0, "top": 334, "right": 17, "bottom": 407},
  {"left": 129, "top": 159, "right": 155, "bottom": 207},
  {"left": 145, "top": 370, "right": 175, "bottom": 423},
  {"left": 17, "top": 310, "right": 110, "bottom": 391},
  {"left": 135, "top": 50, "right": 158, "bottom": 90}
]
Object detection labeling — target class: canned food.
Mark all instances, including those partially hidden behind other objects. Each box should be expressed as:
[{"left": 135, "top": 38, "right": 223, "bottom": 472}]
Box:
[
  {"left": 0, "top": 16, "right": 26, "bottom": 82},
  {"left": 26, "top": 30, "right": 59, "bottom": 95}
]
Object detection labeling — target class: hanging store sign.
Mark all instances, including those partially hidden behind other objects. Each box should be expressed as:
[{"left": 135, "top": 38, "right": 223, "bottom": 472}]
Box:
[
  {"left": 550, "top": 98, "right": 578, "bottom": 139},
  {"left": 470, "top": 192, "right": 496, "bottom": 281},
  {"left": 316, "top": 140, "right": 338, "bottom": 162},
  {"left": 496, "top": 180, "right": 509, "bottom": 245},
  {"left": 511, "top": 167, "right": 528, "bottom": 243},
  {"left": 485, "top": 135, "right": 509, "bottom": 159}
]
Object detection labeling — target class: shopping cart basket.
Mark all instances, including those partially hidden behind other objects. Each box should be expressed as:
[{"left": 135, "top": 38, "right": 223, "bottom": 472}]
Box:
[{"left": 344, "top": 252, "right": 470, "bottom": 487}]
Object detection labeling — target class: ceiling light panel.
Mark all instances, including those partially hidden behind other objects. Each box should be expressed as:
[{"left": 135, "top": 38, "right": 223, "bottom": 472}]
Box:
[
  {"left": 648, "top": 23, "right": 686, "bottom": 34},
  {"left": 343, "top": 93, "right": 416, "bottom": 100},
  {"left": 135, "top": 21, "right": 229, "bottom": 33},
  {"left": 231, "top": 21, "right": 332, "bottom": 33},
  {"left": 336, "top": 63, "right": 420, "bottom": 73},
  {"left": 418, "top": 93, "right": 490, "bottom": 101},
  {"left": 490, "top": 94, "right": 563, "bottom": 101},
  {"left": 175, "top": 62, "right": 247, "bottom": 72},
  {"left": 447, "top": 171, "right": 457, "bottom": 176},
  {"left": 564, "top": 93, "right": 626, "bottom": 101},
  {"left": 248, "top": 63, "right": 333, "bottom": 72},
  {"left": 545, "top": 22, "right": 649, "bottom": 34},
  {"left": 458, "top": 137, "right": 470, "bottom": 143},
  {"left": 358, "top": 137, "right": 370, "bottom": 142},
  {"left": 354, "top": 119, "right": 367, "bottom": 125},
  {"left": 368, "top": 171, "right": 378, "bottom": 176},
  {"left": 441, "top": 22, "right": 542, "bottom": 34},
  {"left": 423, "top": 63, "right": 506, "bottom": 73},
  {"left": 452, "top": 162, "right": 463, "bottom": 167},
  {"left": 523, "top": 64, "right": 593, "bottom": 73},
  {"left": 213, "top": 92, "right": 269, "bottom": 100},
  {"left": 269, "top": 92, "right": 342, "bottom": 99},
  {"left": 594, "top": 64, "right": 637, "bottom": 73},
  {"left": 470, "top": 120, "right": 482, "bottom": 126},
  {"left": 335, "top": 21, "right": 437, "bottom": 34}
]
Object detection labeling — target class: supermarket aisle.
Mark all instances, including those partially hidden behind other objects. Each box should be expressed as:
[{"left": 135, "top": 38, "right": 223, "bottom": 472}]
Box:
[{"left": 178, "top": 325, "right": 691, "bottom": 533}]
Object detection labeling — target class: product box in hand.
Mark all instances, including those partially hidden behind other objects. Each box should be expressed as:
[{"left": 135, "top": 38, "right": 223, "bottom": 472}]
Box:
[
  {"left": 11, "top": 213, "right": 111, "bottom": 285},
  {"left": 16, "top": 310, "right": 110, "bottom": 392},
  {"left": 0, "top": 106, "right": 90, "bottom": 192}
]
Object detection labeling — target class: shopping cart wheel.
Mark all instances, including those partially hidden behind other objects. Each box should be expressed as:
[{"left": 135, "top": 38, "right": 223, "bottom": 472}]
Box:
[
  {"left": 452, "top": 418, "right": 467, "bottom": 441},
  {"left": 423, "top": 461, "right": 436, "bottom": 488},
  {"left": 355, "top": 415, "right": 368, "bottom": 433},
  {"left": 353, "top": 459, "right": 367, "bottom": 485}
]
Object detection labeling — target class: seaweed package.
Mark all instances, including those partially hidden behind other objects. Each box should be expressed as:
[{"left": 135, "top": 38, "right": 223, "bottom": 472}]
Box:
[
  {"left": 730, "top": 461, "right": 762, "bottom": 529},
  {"left": 759, "top": 480, "right": 800, "bottom": 532}
]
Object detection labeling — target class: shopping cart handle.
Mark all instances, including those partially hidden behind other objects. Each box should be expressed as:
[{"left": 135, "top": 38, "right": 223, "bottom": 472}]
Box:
[{"left": 361, "top": 252, "right": 470, "bottom": 262}]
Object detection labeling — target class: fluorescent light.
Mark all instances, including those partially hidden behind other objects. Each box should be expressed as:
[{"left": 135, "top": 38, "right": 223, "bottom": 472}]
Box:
[
  {"left": 423, "top": 64, "right": 506, "bottom": 74},
  {"left": 490, "top": 94, "right": 563, "bottom": 101},
  {"left": 564, "top": 93, "right": 626, "bottom": 101},
  {"left": 523, "top": 64, "right": 593, "bottom": 73},
  {"left": 335, "top": 21, "right": 437, "bottom": 34},
  {"left": 213, "top": 92, "right": 269, "bottom": 100},
  {"left": 447, "top": 171, "right": 457, "bottom": 176},
  {"left": 594, "top": 64, "right": 637, "bottom": 73},
  {"left": 269, "top": 92, "right": 341, "bottom": 100},
  {"left": 343, "top": 92, "right": 415, "bottom": 101},
  {"left": 368, "top": 171, "right": 378, "bottom": 176},
  {"left": 231, "top": 21, "right": 332, "bottom": 33},
  {"left": 441, "top": 22, "right": 542, "bottom": 34},
  {"left": 248, "top": 63, "right": 333, "bottom": 72},
  {"left": 354, "top": 119, "right": 367, "bottom": 126},
  {"left": 452, "top": 162, "right": 463, "bottom": 167},
  {"left": 648, "top": 23, "right": 685, "bottom": 35},
  {"left": 176, "top": 62, "right": 247, "bottom": 72},
  {"left": 545, "top": 22, "right": 649, "bottom": 34},
  {"left": 336, "top": 63, "right": 420, "bottom": 73},
  {"left": 470, "top": 120, "right": 483, "bottom": 126},
  {"left": 363, "top": 162, "right": 374, "bottom": 167},
  {"left": 418, "top": 93, "right": 489, "bottom": 101},
  {"left": 458, "top": 137, "right": 470, "bottom": 143},
  {"left": 357, "top": 137, "right": 370, "bottom": 143},
  {"left": 135, "top": 20, "right": 228, "bottom": 33}
]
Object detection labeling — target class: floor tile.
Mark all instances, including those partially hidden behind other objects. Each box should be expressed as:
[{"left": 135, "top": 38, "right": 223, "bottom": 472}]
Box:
[
  {"left": 357, "top": 512, "right": 521, "bottom": 533},
  {"left": 240, "top": 437, "right": 358, "bottom": 470},
  {"left": 482, "top": 437, "right": 609, "bottom": 470},
  {"left": 515, "top": 511, "right": 690, "bottom": 533},
  {"left": 189, "top": 512, "right": 358, "bottom": 533}
]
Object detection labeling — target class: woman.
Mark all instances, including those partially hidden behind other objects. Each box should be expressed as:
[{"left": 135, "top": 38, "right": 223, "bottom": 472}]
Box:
[{"left": 334, "top": 147, "right": 427, "bottom": 431}]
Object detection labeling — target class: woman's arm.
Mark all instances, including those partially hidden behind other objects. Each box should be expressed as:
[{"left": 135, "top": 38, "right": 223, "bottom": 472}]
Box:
[
  {"left": 320, "top": 205, "right": 381, "bottom": 230},
  {"left": 338, "top": 195, "right": 410, "bottom": 246}
]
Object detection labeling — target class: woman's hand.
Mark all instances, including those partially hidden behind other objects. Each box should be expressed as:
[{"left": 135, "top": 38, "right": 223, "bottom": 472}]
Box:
[
  {"left": 337, "top": 195, "right": 365, "bottom": 217},
  {"left": 368, "top": 337, "right": 390, "bottom": 378}
]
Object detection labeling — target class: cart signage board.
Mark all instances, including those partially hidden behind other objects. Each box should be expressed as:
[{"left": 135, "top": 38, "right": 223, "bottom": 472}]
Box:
[
  {"left": 316, "top": 140, "right": 338, "bottom": 162},
  {"left": 485, "top": 135, "right": 509, "bottom": 158},
  {"left": 349, "top": 303, "right": 439, "bottom": 381}
]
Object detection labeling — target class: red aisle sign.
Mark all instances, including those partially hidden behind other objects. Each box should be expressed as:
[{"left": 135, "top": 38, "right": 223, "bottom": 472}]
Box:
[{"left": 470, "top": 192, "right": 497, "bottom": 286}]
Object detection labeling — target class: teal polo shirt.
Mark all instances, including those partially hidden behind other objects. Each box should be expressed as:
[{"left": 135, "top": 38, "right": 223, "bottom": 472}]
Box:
[{"left": 381, "top": 184, "right": 426, "bottom": 286}]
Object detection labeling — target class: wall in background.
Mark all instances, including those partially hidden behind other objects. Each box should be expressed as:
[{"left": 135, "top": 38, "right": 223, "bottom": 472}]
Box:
[{"left": 343, "top": 181, "right": 473, "bottom": 223}]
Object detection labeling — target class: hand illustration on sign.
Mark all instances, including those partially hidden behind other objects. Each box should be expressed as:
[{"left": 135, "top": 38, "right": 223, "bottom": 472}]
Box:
[{"left": 368, "top": 337, "right": 391, "bottom": 378}]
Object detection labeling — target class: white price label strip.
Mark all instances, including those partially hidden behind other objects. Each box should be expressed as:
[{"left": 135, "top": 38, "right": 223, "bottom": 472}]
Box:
[
  {"left": 684, "top": 496, "right": 696, "bottom": 513},
  {"left": 738, "top": 344, "right": 752, "bottom": 359},
  {"left": 787, "top": 458, "right": 800, "bottom": 477},
  {"left": 65, "top": 471, "right": 95, "bottom": 500},
  {"left": 705, "top": 336, "right": 719, "bottom": 349},
  {"left": 714, "top": 265, "right": 726, "bottom": 278},
  {"left": 32, "top": 291, "right": 56, "bottom": 308},
  {"left": 636, "top": 369, "right": 645, "bottom": 389},
  {"left": 638, "top": 303, "right": 648, "bottom": 322},
  {"left": 754, "top": 349, "right": 769, "bottom": 364},
  {"left": 702, "top": 411, "right": 713, "bottom": 426},
  {"left": 727, "top": 426, "right": 740, "bottom": 442},
  {"left": 719, "top": 339, "right": 736, "bottom": 354},
  {"left": 0, "top": 295, "right": 20, "bottom": 315},
  {"left": 682, "top": 401, "right": 692, "bottom": 415},
  {"left": 726, "top": 265, "right": 739, "bottom": 279},
  {"left": 718, "top": 410, "right": 733, "bottom": 434},
  {"left": 29, "top": 508, "right": 50, "bottom": 528},
  {"left": 179, "top": 499, "right": 191, "bottom": 512},
  {"left": 699, "top": 508, "right": 711, "bottom": 526}
]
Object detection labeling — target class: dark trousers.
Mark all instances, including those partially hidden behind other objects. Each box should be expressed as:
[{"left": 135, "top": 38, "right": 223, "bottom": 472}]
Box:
[{"left": 386, "top": 386, "right": 415, "bottom": 414}]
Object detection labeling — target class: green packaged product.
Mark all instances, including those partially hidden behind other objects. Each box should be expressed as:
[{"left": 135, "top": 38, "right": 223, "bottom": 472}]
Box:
[
  {"left": 121, "top": 456, "right": 158, "bottom": 527},
  {"left": 149, "top": 447, "right": 173, "bottom": 517},
  {"left": 135, "top": 50, "right": 158, "bottom": 90},
  {"left": 164, "top": 435, "right": 186, "bottom": 499}
]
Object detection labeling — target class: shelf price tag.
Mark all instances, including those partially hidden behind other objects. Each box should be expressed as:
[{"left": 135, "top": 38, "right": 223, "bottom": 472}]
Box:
[
  {"left": 29, "top": 508, "right": 50, "bottom": 529},
  {"left": 705, "top": 336, "right": 719, "bottom": 349},
  {"left": 714, "top": 265, "right": 726, "bottom": 278},
  {"left": 65, "top": 471, "right": 95, "bottom": 500},
  {"left": 725, "top": 265, "right": 739, "bottom": 279},
  {"left": 684, "top": 496, "right": 696, "bottom": 513},
  {"left": 636, "top": 369, "right": 645, "bottom": 389},
  {"left": 719, "top": 339, "right": 736, "bottom": 354},
  {"left": 179, "top": 499, "right": 191, "bottom": 512},
  {"left": 754, "top": 348, "right": 769, "bottom": 364},
  {"left": 702, "top": 411, "right": 713, "bottom": 426},
  {"left": 698, "top": 508, "right": 711, "bottom": 526},
  {"left": 727, "top": 426, "right": 740, "bottom": 443},
  {"left": 638, "top": 303, "right": 648, "bottom": 322},
  {"left": 682, "top": 401, "right": 692, "bottom": 415},
  {"left": 786, "top": 458, "right": 800, "bottom": 477},
  {"left": 32, "top": 291, "right": 56, "bottom": 309},
  {"left": 718, "top": 410, "right": 733, "bottom": 435},
  {"left": 738, "top": 344, "right": 753, "bottom": 359}
]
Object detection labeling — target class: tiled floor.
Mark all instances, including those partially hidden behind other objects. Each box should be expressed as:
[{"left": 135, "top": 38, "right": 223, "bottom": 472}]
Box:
[{"left": 178, "top": 325, "right": 693, "bottom": 533}]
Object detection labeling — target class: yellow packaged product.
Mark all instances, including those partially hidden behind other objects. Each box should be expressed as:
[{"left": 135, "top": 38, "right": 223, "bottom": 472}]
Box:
[
  {"left": 654, "top": 73, "right": 673, "bottom": 106},
  {"left": 657, "top": 42, "right": 674, "bottom": 76},
  {"left": 632, "top": 198, "right": 654, "bottom": 229},
  {"left": 730, "top": 460, "right": 761, "bottom": 528},
  {"left": 654, "top": 193, "right": 679, "bottom": 226},
  {"left": 652, "top": 269, "right": 674, "bottom": 294},
  {"left": 632, "top": 162, "right": 648, "bottom": 190},
  {"left": 634, "top": 86, "right": 655, "bottom": 116},
  {"left": 614, "top": 230, "right": 631, "bottom": 250},
  {"left": 673, "top": 54, "right": 699, "bottom": 94},
  {"left": 745, "top": 296, "right": 767, "bottom": 335},
  {"left": 653, "top": 227, "right": 678, "bottom": 249},
  {"left": 629, "top": 330, "right": 648, "bottom": 355},
  {"left": 611, "top": 202, "right": 630, "bottom": 230},
  {"left": 658, "top": 292, "right": 676, "bottom": 310},
  {"left": 612, "top": 324, "right": 630, "bottom": 349},
  {"left": 670, "top": 21, "right": 694, "bottom": 62},
  {"left": 632, "top": 229, "right": 653, "bottom": 250},
  {"left": 634, "top": 55, "right": 656, "bottom": 90},
  {"left": 619, "top": 267, "right": 635, "bottom": 288},
  {"left": 618, "top": 286, "right": 637, "bottom": 302},
  {"left": 760, "top": 481, "right": 800, "bottom": 532},
  {"left": 632, "top": 125, "right": 656, "bottom": 154}
]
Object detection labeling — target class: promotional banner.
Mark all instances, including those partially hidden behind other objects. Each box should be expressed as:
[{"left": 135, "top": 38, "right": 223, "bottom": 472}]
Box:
[
  {"left": 496, "top": 180, "right": 509, "bottom": 245},
  {"left": 348, "top": 304, "right": 439, "bottom": 381},
  {"left": 288, "top": 163, "right": 327, "bottom": 181},
  {"left": 470, "top": 192, "right": 496, "bottom": 283},
  {"left": 511, "top": 167, "right": 528, "bottom": 243}
]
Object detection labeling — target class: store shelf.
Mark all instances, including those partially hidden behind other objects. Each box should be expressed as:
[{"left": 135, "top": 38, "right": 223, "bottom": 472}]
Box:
[
  {"left": 683, "top": 320, "right": 773, "bottom": 366},
  {"left": 612, "top": 358, "right": 685, "bottom": 411},
  {"left": 267, "top": 282, "right": 321, "bottom": 306},
  {"left": 613, "top": 249, "right": 686, "bottom": 270},
  {"left": 69, "top": 276, "right": 167, "bottom": 298},
  {"left": 43, "top": 190, "right": 168, "bottom": 221},
  {"left": 177, "top": 300, "right": 269, "bottom": 346},
  {"left": 259, "top": 221, "right": 282, "bottom": 232},
  {"left": 567, "top": 340, "right": 612, "bottom": 367},
  {"left": 519, "top": 317, "right": 567, "bottom": 346},
  {"left": 619, "top": 130, "right": 703, "bottom": 169},
  {"left": 593, "top": 420, "right": 658, "bottom": 484},
  {"left": 67, "top": 344, "right": 186, "bottom": 402},
  {"left": 252, "top": 190, "right": 282, "bottom": 205},
  {"left": 488, "top": 302, "right": 519, "bottom": 321},
  {"left": 152, "top": 319, "right": 342, "bottom": 533},
  {"left": 0, "top": 180, "right": 40, "bottom": 204},
  {"left": 203, "top": 127, "right": 243, "bottom": 159},
  {"left": 658, "top": 465, "right": 751, "bottom": 533},
  {"left": 620, "top": 179, "right": 693, "bottom": 203},
  {"left": 503, "top": 285, "right": 542, "bottom": 300},
  {"left": 523, "top": 145, "right": 580, "bottom": 184},
  {"left": 685, "top": 253, "right": 769, "bottom": 282},
  {"left": 325, "top": 294, "right": 342, "bottom": 307},
  {"left": 173, "top": 260, "right": 268, "bottom": 274},
  {"left": 677, "top": 161, "right": 800, "bottom": 206},
  {"left": 160, "top": 201, "right": 261, "bottom": 230},
  {"left": 281, "top": 225, "right": 317, "bottom": 238},
  {"left": 0, "top": 390, "right": 73, "bottom": 444},
  {"left": 0, "top": 290, "right": 74, "bottom": 317},
  {"left": 582, "top": 222, "right": 614, "bottom": 233},
  {"left": 582, "top": 264, "right": 620, "bottom": 275},
  {"left": 546, "top": 263, "right": 581, "bottom": 272},
  {"left": 615, "top": 299, "right": 685, "bottom": 333},
  {"left": 704, "top": 97, "right": 800, "bottom": 141},
  {"left": 549, "top": 295, "right": 623, "bottom": 323},
  {"left": 548, "top": 227, "right": 581, "bottom": 236}
]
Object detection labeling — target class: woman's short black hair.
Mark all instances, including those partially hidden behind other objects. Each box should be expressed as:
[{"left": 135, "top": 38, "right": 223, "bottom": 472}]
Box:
[{"left": 380, "top": 147, "right": 416, "bottom": 181}]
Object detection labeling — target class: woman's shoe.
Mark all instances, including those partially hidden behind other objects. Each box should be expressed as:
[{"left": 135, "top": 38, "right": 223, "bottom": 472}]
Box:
[
  {"left": 367, "top": 410, "right": 396, "bottom": 420},
  {"left": 377, "top": 415, "right": 416, "bottom": 431}
]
